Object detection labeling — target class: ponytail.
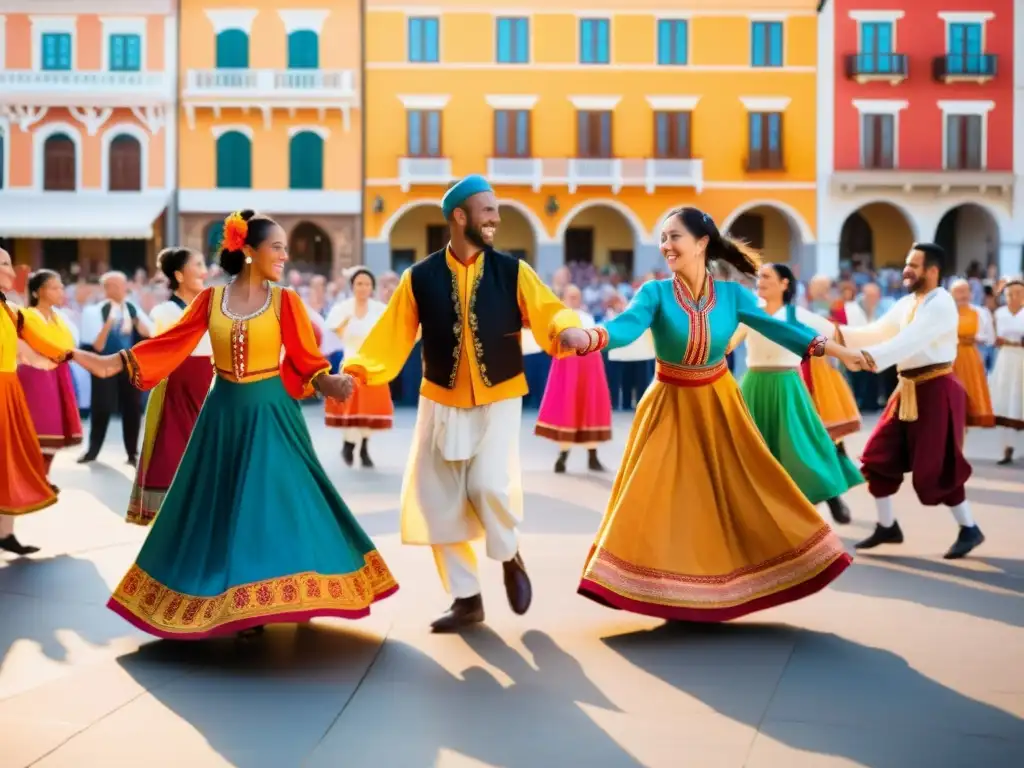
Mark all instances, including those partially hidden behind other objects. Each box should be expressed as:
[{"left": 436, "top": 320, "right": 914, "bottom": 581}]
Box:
[{"left": 672, "top": 207, "right": 761, "bottom": 278}]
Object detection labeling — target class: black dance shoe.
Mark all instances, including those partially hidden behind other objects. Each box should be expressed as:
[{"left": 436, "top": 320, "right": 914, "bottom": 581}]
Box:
[
  {"left": 588, "top": 449, "right": 606, "bottom": 472},
  {"left": 996, "top": 448, "right": 1014, "bottom": 466},
  {"left": 342, "top": 441, "right": 355, "bottom": 467},
  {"left": 826, "top": 497, "right": 852, "bottom": 525},
  {"left": 855, "top": 522, "right": 904, "bottom": 550},
  {"left": 360, "top": 439, "right": 374, "bottom": 469},
  {"left": 943, "top": 525, "right": 985, "bottom": 560},
  {"left": 0, "top": 535, "right": 40, "bottom": 556},
  {"left": 554, "top": 451, "right": 568, "bottom": 473},
  {"left": 431, "top": 595, "right": 485, "bottom": 633}
]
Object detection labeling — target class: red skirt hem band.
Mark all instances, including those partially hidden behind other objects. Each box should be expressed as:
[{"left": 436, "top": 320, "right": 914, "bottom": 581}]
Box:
[
  {"left": 577, "top": 553, "right": 852, "bottom": 623},
  {"left": 106, "top": 583, "right": 399, "bottom": 641}
]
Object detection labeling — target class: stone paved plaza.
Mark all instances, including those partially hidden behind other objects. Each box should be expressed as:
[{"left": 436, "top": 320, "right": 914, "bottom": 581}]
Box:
[{"left": 1, "top": 408, "right": 1023, "bottom": 768}]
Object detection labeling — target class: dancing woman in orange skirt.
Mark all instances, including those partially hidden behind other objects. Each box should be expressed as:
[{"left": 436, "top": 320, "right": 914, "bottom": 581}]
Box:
[
  {"left": 562, "top": 208, "right": 859, "bottom": 622},
  {"left": 324, "top": 268, "right": 393, "bottom": 468},
  {"left": 0, "top": 248, "right": 76, "bottom": 555},
  {"left": 949, "top": 279, "right": 995, "bottom": 428}
]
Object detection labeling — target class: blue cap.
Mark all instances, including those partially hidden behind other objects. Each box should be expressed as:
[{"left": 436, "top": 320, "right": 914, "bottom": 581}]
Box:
[{"left": 441, "top": 174, "right": 493, "bottom": 219}]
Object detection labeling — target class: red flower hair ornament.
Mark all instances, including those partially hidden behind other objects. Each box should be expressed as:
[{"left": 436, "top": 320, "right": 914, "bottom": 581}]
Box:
[{"left": 221, "top": 212, "right": 248, "bottom": 253}]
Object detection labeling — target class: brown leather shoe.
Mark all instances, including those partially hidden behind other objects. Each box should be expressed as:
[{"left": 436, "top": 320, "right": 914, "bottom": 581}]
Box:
[
  {"left": 503, "top": 552, "right": 532, "bottom": 615},
  {"left": 430, "top": 595, "right": 485, "bottom": 633}
]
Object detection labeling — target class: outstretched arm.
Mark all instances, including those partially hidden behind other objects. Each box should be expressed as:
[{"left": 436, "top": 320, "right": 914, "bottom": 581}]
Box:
[
  {"left": 75, "top": 289, "right": 213, "bottom": 389},
  {"left": 861, "top": 294, "right": 958, "bottom": 372},
  {"left": 517, "top": 262, "right": 581, "bottom": 357},
  {"left": 578, "top": 281, "right": 660, "bottom": 354},
  {"left": 279, "top": 288, "right": 334, "bottom": 399},
  {"left": 13, "top": 306, "right": 75, "bottom": 362},
  {"left": 343, "top": 271, "right": 420, "bottom": 385}
]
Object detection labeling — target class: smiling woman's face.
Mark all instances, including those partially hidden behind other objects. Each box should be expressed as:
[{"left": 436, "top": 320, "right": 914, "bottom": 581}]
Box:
[{"left": 0, "top": 249, "right": 15, "bottom": 292}]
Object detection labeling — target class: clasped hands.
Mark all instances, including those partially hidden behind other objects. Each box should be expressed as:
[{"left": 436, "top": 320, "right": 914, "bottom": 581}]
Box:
[
  {"left": 834, "top": 347, "right": 875, "bottom": 373},
  {"left": 316, "top": 372, "right": 356, "bottom": 402},
  {"left": 558, "top": 327, "right": 592, "bottom": 353}
]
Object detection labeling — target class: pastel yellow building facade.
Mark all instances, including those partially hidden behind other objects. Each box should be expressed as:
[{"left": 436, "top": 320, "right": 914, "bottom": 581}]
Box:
[
  {"left": 177, "top": 0, "right": 361, "bottom": 275},
  {"left": 363, "top": 0, "right": 821, "bottom": 279}
]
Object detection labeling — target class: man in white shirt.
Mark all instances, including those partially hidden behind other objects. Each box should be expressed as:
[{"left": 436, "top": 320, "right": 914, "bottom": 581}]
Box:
[
  {"left": 78, "top": 271, "right": 153, "bottom": 465},
  {"left": 840, "top": 243, "right": 984, "bottom": 559}
]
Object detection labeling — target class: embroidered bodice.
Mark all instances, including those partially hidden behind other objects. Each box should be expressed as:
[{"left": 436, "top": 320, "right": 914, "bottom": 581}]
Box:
[{"left": 209, "top": 285, "right": 283, "bottom": 383}]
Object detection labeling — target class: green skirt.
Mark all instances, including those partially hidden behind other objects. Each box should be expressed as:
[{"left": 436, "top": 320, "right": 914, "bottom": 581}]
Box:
[
  {"left": 741, "top": 369, "right": 863, "bottom": 505},
  {"left": 107, "top": 376, "right": 398, "bottom": 639}
]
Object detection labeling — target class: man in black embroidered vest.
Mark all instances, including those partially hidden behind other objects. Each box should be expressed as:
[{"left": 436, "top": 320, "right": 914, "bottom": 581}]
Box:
[
  {"left": 78, "top": 271, "right": 152, "bottom": 466},
  {"left": 344, "top": 175, "right": 589, "bottom": 631}
]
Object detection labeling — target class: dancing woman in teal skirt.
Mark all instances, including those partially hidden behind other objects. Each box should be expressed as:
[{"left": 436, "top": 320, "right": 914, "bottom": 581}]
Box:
[
  {"left": 729, "top": 263, "right": 862, "bottom": 524},
  {"left": 74, "top": 211, "right": 398, "bottom": 639}
]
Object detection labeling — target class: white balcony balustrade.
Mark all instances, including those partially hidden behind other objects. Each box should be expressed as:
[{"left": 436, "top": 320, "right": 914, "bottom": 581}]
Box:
[
  {"left": 0, "top": 70, "right": 171, "bottom": 107},
  {"left": 398, "top": 157, "right": 454, "bottom": 191}
]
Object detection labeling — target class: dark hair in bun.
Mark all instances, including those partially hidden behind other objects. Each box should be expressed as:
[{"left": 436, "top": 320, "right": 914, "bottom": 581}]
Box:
[
  {"left": 349, "top": 267, "right": 376, "bottom": 289},
  {"left": 669, "top": 207, "right": 761, "bottom": 277},
  {"left": 27, "top": 269, "right": 60, "bottom": 308},
  {"left": 218, "top": 209, "right": 280, "bottom": 276},
  {"left": 156, "top": 247, "right": 199, "bottom": 291},
  {"left": 768, "top": 262, "right": 797, "bottom": 304}
]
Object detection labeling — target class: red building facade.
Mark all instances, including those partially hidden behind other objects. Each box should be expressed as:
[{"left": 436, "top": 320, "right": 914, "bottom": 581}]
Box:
[{"left": 816, "top": 0, "right": 1022, "bottom": 278}]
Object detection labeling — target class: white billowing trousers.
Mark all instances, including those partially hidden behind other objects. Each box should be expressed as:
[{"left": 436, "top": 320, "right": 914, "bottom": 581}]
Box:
[
  {"left": 401, "top": 396, "right": 523, "bottom": 598},
  {"left": 344, "top": 427, "right": 372, "bottom": 442}
]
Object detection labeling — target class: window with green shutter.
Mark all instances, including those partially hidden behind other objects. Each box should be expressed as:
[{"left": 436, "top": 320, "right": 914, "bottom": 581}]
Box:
[
  {"left": 287, "top": 31, "right": 319, "bottom": 69},
  {"left": 216, "top": 30, "right": 249, "bottom": 68},
  {"left": 289, "top": 131, "right": 324, "bottom": 190},
  {"left": 215, "top": 131, "right": 252, "bottom": 188},
  {"left": 110, "top": 33, "right": 141, "bottom": 71}
]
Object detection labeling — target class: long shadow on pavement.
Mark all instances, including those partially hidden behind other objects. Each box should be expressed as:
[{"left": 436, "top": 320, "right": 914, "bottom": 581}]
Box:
[
  {"left": 0, "top": 554, "right": 124, "bottom": 668},
  {"left": 304, "top": 626, "right": 643, "bottom": 767},
  {"left": 604, "top": 623, "right": 1024, "bottom": 767},
  {"left": 831, "top": 550, "right": 1024, "bottom": 627}
]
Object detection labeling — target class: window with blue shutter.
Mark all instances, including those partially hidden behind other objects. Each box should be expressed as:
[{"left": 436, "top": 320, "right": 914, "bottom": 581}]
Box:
[
  {"left": 751, "top": 21, "right": 783, "bottom": 67},
  {"left": 579, "top": 19, "right": 610, "bottom": 64},
  {"left": 42, "top": 33, "right": 72, "bottom": 71},
  {"left": 215, "top": 29, "right": 249, "bottom": 68},
  {"left": 109, "top": 33, "right": 141, "bottom": 71},
  {"left": 657, "top": 20, "right": 688, "bottom": 65},
  {"left": 215, "top": 131, "right": 252, "bottom": 188},
  {"left": 496, "top": 18, "right": 529, "bottom": 63},
  {"left": 948, "top": 23, "right": 987, "bottom": 74},
  {"left": 859, "top": 22, "right": 894, "bottom": 73},
  {"left": 408, "top": 17, "right": 440, "bottom": 63},
  {"left": 748, "top": 112, "right": 783, "bottom": 170},
  {"left": 289, "top": 131, "right": 324, "bottom": 189},
  {"left": 287, "top": 30, "right": 319, "bottom": 69}
]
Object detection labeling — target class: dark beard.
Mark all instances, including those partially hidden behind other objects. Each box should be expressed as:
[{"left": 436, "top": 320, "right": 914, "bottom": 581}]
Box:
[
  {"left": 906, "top": 276, "right": 925, "bottom": 293},
  {"left": 464, "top": 223, "right": 488, "bottom": 250}
]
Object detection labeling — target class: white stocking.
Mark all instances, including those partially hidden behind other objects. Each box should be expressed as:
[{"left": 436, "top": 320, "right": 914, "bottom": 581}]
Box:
[{"left": 875, "top": 496, "right": 896, "bottom": 527}]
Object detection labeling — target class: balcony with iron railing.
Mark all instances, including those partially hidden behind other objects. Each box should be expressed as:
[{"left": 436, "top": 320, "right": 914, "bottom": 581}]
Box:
[
  {"left": 183, "top": 69, "right": 358, "bottom": 101},
  {"left": 932, "top": 54, "right": 998, "bottom": 83},
  {"left": 0, "top": 69, "right": 172, "bottom": 107},
  {"left": 844, "top": 53, "right": 909, "bottom": 84}
]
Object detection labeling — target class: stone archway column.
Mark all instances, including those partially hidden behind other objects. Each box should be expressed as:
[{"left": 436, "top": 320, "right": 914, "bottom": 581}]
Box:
[
  {"left": 633, "top": 242, "right": 662, "bottom": 278},
  {"left": 363, "top": 240, "right": 390, "bottom": 276},
  {"left": 815, "top": 241, "right": 839, "bottom": 279},
  {"left": 999, "top": 242, "right": 1023, "bottom": 278},
  {"left": 534, "top": 243, "right": 562, "bottom": 283}
]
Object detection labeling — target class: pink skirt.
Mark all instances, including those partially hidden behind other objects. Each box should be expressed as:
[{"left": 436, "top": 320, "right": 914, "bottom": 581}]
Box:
[
  {"left": 16, "top": 362, "right": 83, "bottom": 453},
  {"left": 535, "top": 352, "right": 612, "bottom": 444}
]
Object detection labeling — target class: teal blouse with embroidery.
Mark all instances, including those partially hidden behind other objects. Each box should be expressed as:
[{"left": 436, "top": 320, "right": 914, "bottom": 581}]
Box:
[{"left": 600, "top": 276, "right": 820, "bottom": 366}]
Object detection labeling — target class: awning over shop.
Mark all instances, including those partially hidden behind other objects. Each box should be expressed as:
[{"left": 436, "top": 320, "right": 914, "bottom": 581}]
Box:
[{"left": 0, "top": 192, "right": 169, "bottom": 239}]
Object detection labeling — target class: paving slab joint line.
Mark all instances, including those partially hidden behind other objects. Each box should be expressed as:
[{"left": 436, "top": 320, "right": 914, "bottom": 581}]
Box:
[
  {"left": 301, "top": 619, "right": 396, "bottom": 766},
  {"left": 741, "top": 640, "right": 798, "bottom": 767},
  {"left": 23, "top": 665, "right": 204, "bottom": 767}
]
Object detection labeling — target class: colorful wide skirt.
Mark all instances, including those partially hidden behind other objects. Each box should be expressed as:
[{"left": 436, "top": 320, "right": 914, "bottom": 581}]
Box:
[
  {"left": 954, "top": 342, "right": 995, "bottom": 427},
  {"left": 107, "top": 376, "right": 399, "bottom": 639},
  {"left": 16, "top": 362, "right": 82, "bottom": 453},
  {"left": 990, "top": 346, "right": 1024, "bottom": 431},
  {"left": 127, "top": 356, "right": 214, "bottom": 526},
  {"left": 578, "top": 359, "right": 852, "bottom": 622},
  {"left": 535, "top": 352, "right": 613, "bottom": 444},
  {"left": 741, "top": 368, "right": 863, "bottom": 504},
  {"left": 805, "top": 356, "right": 861, "bottom": 440},
  {"left": 0, "top": 372, "right": 56, "bottom": 515},
  {"left": 325, "top": 377, "right": 394, "bottom": 431}
]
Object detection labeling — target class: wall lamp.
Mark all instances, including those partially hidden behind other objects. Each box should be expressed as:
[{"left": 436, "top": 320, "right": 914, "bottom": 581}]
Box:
[
  {"left": 372, "top": 195, "right": 385, "bottom": 214},
  {"left": 544, "top": 195, "right": 559, "bottom": 216}
]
